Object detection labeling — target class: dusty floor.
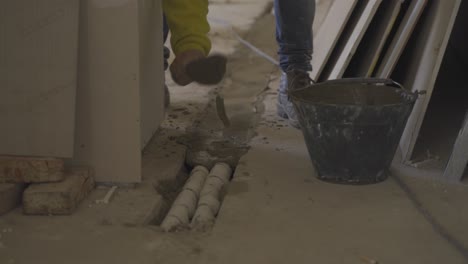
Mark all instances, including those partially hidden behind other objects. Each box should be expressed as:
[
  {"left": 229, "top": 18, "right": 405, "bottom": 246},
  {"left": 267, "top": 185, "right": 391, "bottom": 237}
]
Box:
[{"left": 1, "top": 1, "right": 468, "bottom": 263}]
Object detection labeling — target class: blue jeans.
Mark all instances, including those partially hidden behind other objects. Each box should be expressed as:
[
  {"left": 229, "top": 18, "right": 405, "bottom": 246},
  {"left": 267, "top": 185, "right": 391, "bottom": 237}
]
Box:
[{"left": 274, "top": 0, "right": 315, "bottom": 72}]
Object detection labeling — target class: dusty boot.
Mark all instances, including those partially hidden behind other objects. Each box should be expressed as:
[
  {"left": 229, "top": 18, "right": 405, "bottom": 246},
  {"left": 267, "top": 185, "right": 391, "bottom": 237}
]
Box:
[
  {"left": 277, "top": 69, "right": 312, "bottom": 129},
  {"left": 170, "top": 50, "right": 227, "bottom": 86}
]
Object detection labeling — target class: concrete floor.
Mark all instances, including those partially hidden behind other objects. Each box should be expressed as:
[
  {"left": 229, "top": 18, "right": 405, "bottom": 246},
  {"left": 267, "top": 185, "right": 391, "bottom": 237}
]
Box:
[
  {"left": 1, "top": 1, "right": 468, "bottom": 263},
  {"left": 198, "top": 81, "right": 468, "bottom": 264}
]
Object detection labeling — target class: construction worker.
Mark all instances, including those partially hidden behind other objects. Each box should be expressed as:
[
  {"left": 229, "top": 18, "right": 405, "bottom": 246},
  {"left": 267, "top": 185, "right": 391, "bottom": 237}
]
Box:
[
  {"left": 162, "top": 0, "right": 226, "bottom": 106},
  {"left": 275, "top": 0, "right": 315, "bottom": 128}
]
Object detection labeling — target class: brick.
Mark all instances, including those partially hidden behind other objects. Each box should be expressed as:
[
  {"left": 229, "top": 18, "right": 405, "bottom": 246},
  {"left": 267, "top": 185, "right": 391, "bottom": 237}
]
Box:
[
  {"left": 0, "top": 156, "right": 65, "bottom": 183},
  {"left": 23, "top": 168, "right": 95, "bottom": 215},
  {"left": 0, "top": 183, "right": 25, "bottom": 215}
]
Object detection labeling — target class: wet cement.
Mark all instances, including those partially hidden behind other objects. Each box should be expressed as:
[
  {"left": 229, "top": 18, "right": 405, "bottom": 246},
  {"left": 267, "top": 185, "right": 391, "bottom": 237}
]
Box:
[{"left": 184, "top": 12, "right": 278, "bottom": 169}]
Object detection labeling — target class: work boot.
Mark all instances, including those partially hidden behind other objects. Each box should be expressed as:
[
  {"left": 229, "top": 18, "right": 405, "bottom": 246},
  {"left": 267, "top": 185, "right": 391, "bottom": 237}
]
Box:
[
  {"left": 277, "top": 69, "right": 312, "bottom": 128},
  {"left": 170, "top": 50, "right": 227, "bottom": 86}
]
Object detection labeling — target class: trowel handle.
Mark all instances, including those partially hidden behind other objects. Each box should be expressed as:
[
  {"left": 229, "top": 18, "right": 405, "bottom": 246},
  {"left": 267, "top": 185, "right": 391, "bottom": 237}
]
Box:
[{"left": 322, "top": 78, "right": 404, "bottom": 89}]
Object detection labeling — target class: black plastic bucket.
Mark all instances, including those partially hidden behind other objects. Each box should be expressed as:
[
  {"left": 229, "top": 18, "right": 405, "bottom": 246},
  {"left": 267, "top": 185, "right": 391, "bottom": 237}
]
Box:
[{"left": 290, "top": 78, "right": 418, "bottom": 184}]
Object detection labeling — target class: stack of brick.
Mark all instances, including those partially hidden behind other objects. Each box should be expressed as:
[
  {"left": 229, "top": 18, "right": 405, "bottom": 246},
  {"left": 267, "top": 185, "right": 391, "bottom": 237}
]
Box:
[{"left": 0, "top": 156, "right": 95, "bottom": 216}]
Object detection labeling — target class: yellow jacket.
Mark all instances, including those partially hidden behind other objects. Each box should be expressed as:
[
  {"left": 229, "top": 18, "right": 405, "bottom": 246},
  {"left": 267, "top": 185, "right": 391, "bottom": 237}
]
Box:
[{"left": 162, "top": 0, "right": 211, "bottom": 56}]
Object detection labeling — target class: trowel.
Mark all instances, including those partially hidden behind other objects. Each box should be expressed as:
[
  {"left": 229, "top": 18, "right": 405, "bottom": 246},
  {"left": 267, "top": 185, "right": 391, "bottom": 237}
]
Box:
[{"left": 215, "top": 94, "right": 230, "bottom": 128}]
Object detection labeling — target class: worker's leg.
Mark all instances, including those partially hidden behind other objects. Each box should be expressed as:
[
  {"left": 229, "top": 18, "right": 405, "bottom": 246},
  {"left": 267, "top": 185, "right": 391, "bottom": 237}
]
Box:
[
  {"left": 275, "top": 0, "right": 315, "bottom": 128},
  {"left": 275, "top": 0, "right": 314, "bottom": 72}
]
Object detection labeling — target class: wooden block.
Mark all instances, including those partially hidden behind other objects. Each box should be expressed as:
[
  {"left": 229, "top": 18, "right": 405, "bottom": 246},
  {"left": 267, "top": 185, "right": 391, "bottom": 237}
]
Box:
[
  {"left": 396, "top": 0, "right": 461, "bottom": 162},
  {"left": 0, "top": 183, "right": 25, "bottom": 215},
  {"left": 345, "top": 0, "right": 403, "bottom": 77},
  {"left": 0, "top": 156, "right": 64, "bottom": 183},
  {"left": 375, "top": 0, "right": 428, "bottom": 78},
  {"left": 23, "top": 168, "right": 95, "bottom": 215},
  {"left": 310, "top": 0, "right": 358, "bottom": 81},
  {"left": 326, "top": 0, "right": 383, "bottom": 80},
  {"left": 444, "top": 112, "right": 468, "bottom": 182}
]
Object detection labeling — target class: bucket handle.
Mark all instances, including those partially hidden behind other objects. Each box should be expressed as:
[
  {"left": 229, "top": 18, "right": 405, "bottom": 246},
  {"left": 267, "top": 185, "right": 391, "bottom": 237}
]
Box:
[
  {"left": 305, "top": 78, "right": 425, "bottom": 102},
  {"left": 322, "top": 78, "right": 428, "bottom": 96},
  {"left": 290, "top": 78, "right": 425, "bottom": 102},
  {"left": 322, "top": 78, "right": 403, "bottom": 89}
]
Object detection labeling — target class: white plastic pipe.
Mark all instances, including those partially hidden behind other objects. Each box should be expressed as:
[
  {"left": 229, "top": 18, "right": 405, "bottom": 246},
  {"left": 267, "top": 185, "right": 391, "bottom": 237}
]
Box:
[
  {"left": 161, "top": 166, "right": 209, "bottom": 232},
  {"left": 191, "top": 162, "right": 232, "bottom": 230}
]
